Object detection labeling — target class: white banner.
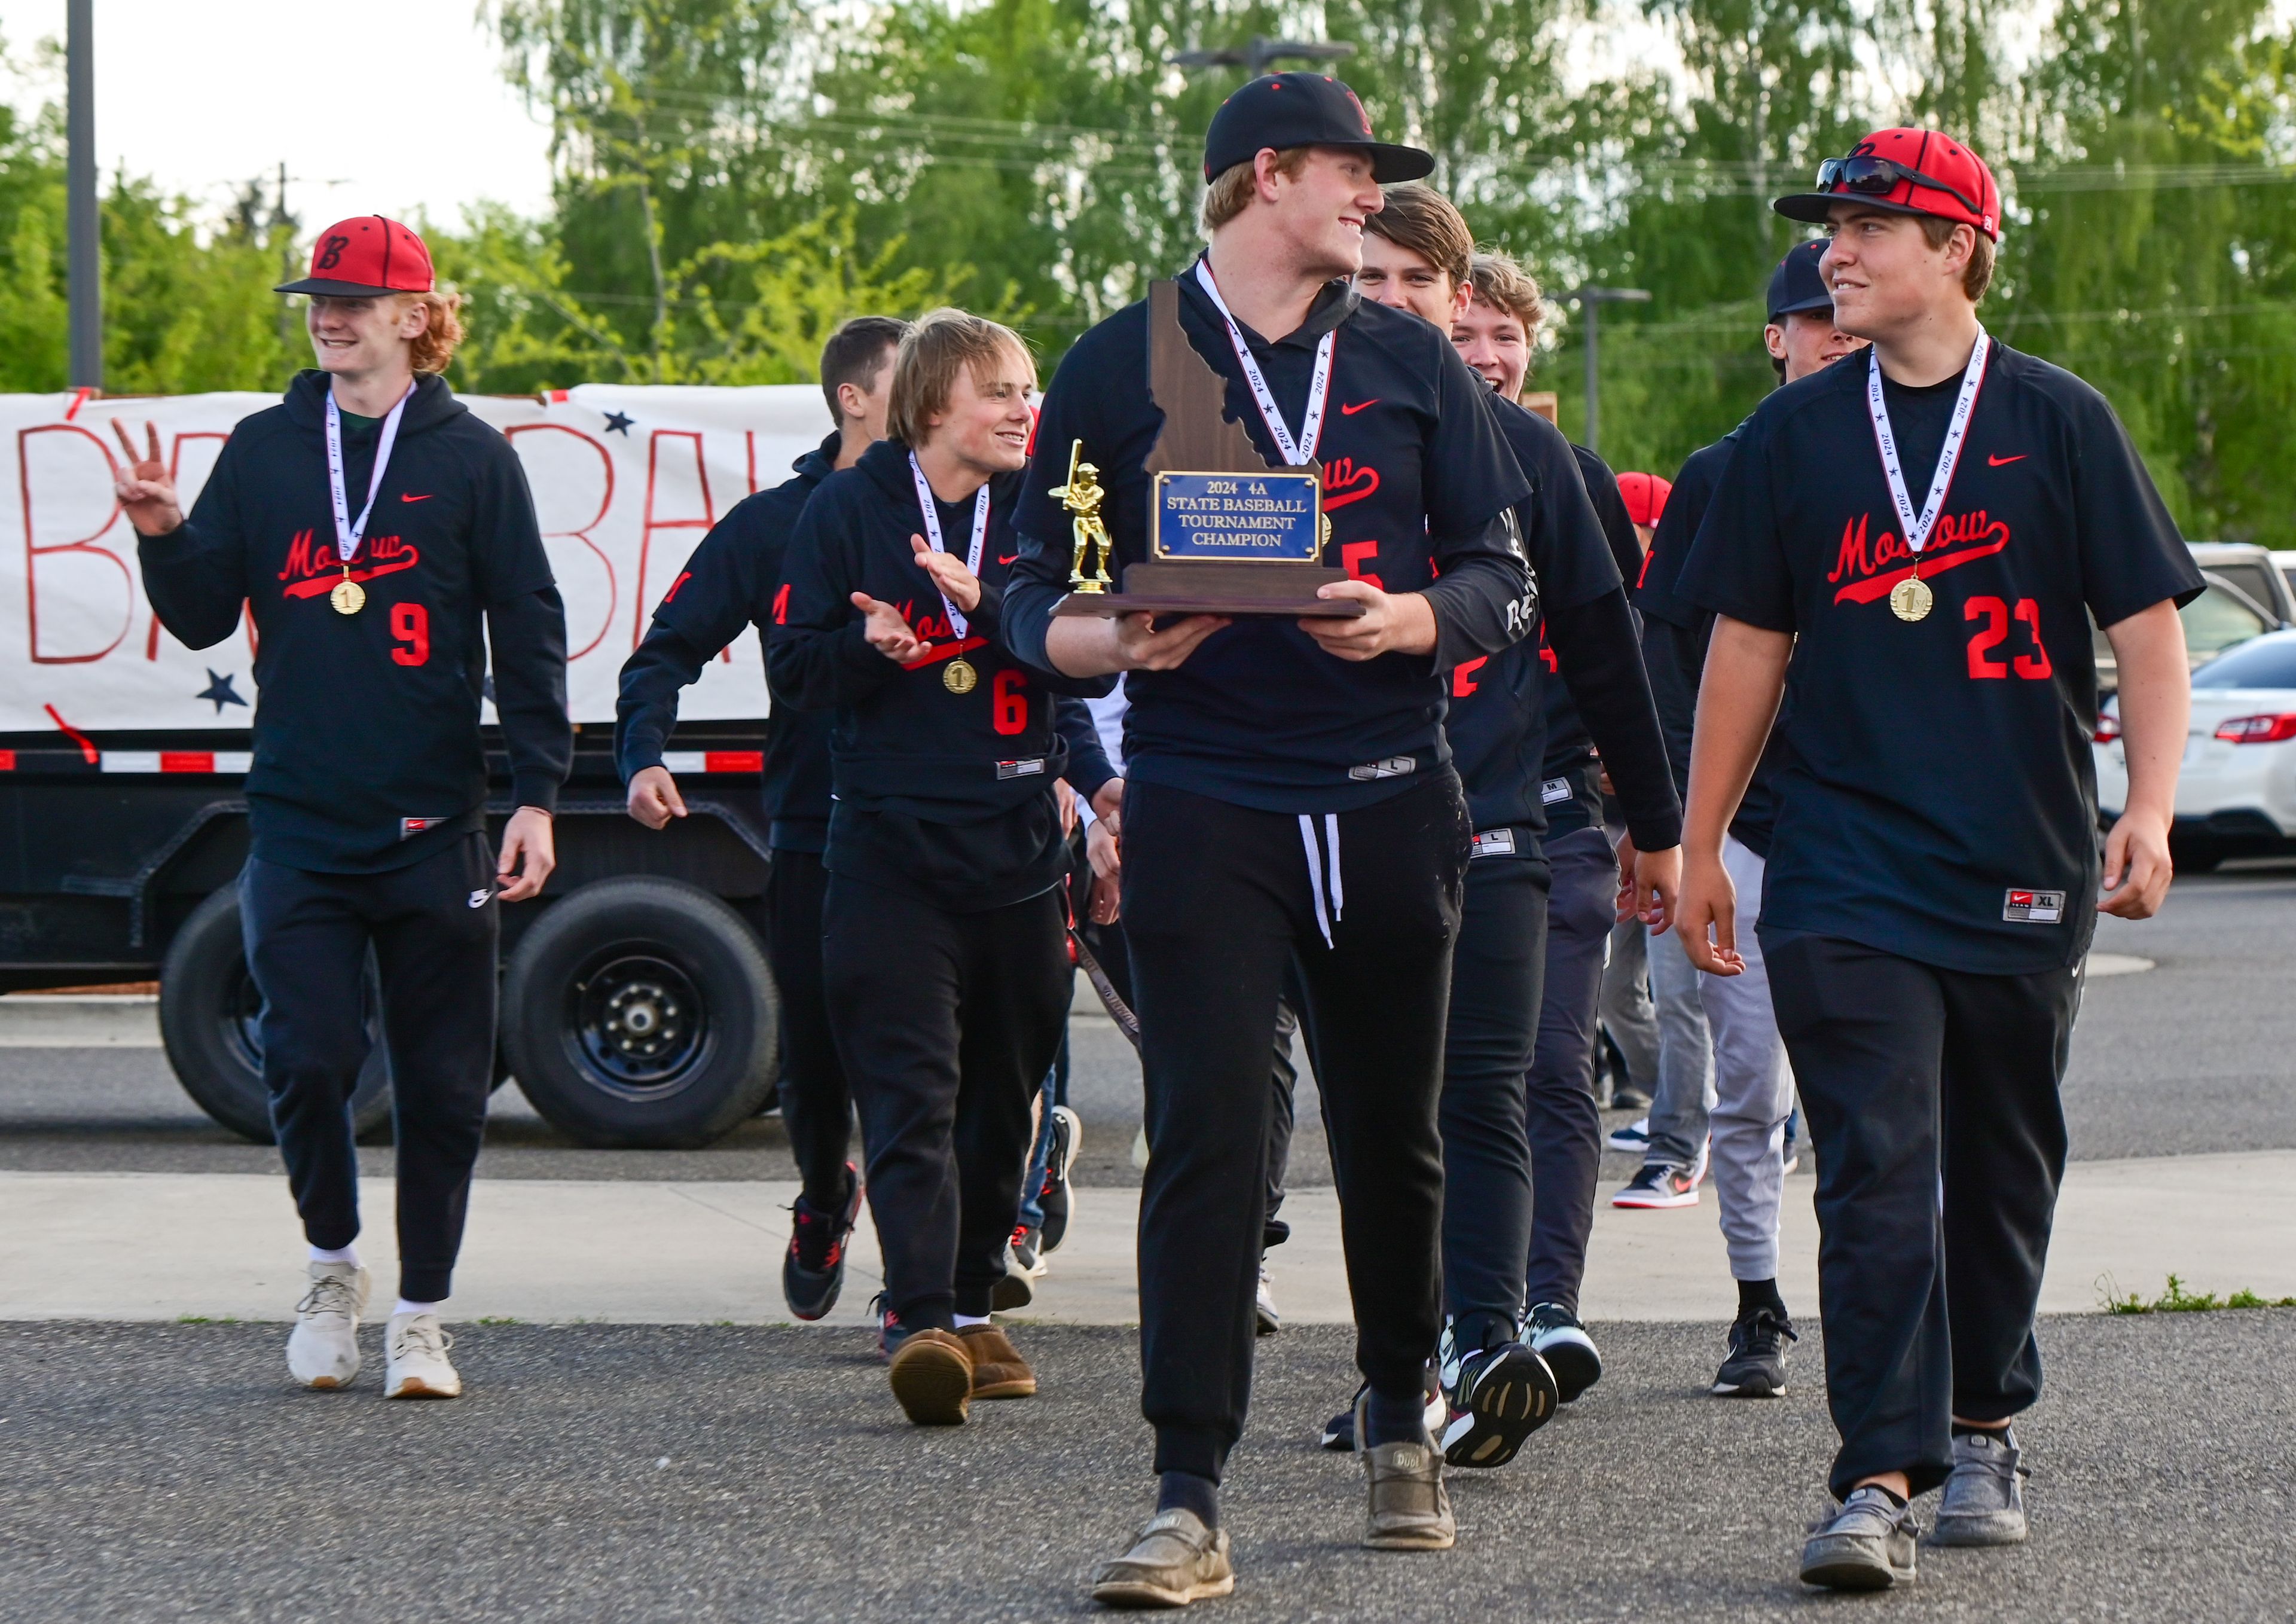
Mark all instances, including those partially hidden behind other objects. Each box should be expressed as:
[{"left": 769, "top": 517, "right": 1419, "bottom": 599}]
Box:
[{"left": 0, "top": 383, "right": 833, "bottom": 733}]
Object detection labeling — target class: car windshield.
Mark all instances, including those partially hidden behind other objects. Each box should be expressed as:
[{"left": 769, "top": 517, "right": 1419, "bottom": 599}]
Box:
[
  {"left": 2193, "top": 634, "right": 2296, "bottom": 689},
  {"left": 2181, "top": 582, "right": 2270, "bottom": 663}
]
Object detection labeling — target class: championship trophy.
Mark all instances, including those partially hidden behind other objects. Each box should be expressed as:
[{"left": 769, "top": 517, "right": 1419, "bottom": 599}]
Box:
[{"left": 1051, "top": 279, "right": 1363, "bottom": 620}]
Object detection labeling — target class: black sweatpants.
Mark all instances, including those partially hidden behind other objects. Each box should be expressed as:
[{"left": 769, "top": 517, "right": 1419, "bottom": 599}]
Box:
[
  {"left": 1124, "top": 773, "right": 1469, "bottom": 1481},
  {"left": 240, "top": 835, "right": 499, "bottom": 1304},
  {"left": 821, "top": 874, "right": 1071, "bottom": 1330},
  {"left": 765, "top": 849, "right": 853, "bottom": 1210},
  {"left": 1522, "top": 825, "right": 1616, "bottom": 1314},
  {"left": 1764, "top": 932, "right": 2080, "bottom": 1500},
  {"left": 1437, "top": 848, "right": 1550, "bottom": 1350}
]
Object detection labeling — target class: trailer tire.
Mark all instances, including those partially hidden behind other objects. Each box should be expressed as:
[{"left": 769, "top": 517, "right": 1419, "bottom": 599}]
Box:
[
  {"left": 501, "top": 877, "right": 778, "bottom": 1149},
  {"left": 159, "top": 886, "right": 394, "bottom": 1144}
]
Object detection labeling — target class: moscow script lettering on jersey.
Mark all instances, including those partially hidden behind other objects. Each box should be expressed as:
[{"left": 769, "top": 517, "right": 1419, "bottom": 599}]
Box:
[{"left": 1825, "top": 509, "right": 2012, "bottom": 606}]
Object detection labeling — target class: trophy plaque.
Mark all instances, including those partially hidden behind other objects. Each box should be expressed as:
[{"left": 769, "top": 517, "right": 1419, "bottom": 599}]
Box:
[{"left": 1051, "top": 278, "right": 1363, "bottom": 619}]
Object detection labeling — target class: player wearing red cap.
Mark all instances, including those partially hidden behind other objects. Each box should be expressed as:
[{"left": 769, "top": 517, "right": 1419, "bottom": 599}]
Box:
[
  {"left": 118, "top": 217, "right": 569, "bottom": 1401},
  {"left": 1674, "top": 133, "right": 2199, "bottom": 1588}
]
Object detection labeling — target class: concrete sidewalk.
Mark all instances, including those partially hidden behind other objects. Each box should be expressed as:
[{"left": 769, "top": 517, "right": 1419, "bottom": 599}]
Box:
[{"left": 5, "top": 1149, "right": 2289, "bottom": 1325}]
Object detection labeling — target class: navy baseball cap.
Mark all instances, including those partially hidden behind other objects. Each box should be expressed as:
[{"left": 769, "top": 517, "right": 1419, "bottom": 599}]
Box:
[
  {"left": 1202, "top": 72, "right": 1434, "bottom": 185},
  {"left": 1766, "top": 241, "right": 1834, "bottom": 320}
]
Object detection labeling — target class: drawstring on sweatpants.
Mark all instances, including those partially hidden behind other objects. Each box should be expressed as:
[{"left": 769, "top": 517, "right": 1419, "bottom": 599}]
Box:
[{"left": 1299, "top": 813, "right": 1344, "bottom": 948}]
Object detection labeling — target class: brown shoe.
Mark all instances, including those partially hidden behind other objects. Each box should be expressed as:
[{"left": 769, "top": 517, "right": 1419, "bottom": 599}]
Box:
[
  {"left": 1357, "top": 1392, "right": 1456, "bottom": 1550},
  {"left": 957, "top": 1323, "right": 1037, "bottom": 1399},
  {"left": 887, "top": 1327, "right": 972, "bottom": 1425},
  {"left": 1091, "top": 1509, "right": 1234, "bottom": 1608}
]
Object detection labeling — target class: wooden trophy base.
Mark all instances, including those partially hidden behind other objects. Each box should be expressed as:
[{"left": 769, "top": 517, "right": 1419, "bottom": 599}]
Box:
[{"left": 1051, "top": 562, "right": 1364, "bottom": 619}]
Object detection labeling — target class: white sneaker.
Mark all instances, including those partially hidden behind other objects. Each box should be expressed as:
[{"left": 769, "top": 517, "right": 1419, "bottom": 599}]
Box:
[
  {"left": 1255, "top": 1262, "right": 1281, "bottom": 1335},
  {"left": 287, "top": 1260, "right": 370, "bottom": 1390},
  {"left": 384, "top": 1311, "right": 462, "bottom": 1399}
]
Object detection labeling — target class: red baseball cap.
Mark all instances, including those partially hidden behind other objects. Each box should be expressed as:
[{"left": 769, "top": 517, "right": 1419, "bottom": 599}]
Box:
[
  {"left": 275, "top": 216, "right": 435, "bottom": 297},
  {"left": 1772, "top": 129, "right": 2001, "bottom": 242},
  {"left": 1617, "top": 472, "right": 1672, "bottom": 530}
]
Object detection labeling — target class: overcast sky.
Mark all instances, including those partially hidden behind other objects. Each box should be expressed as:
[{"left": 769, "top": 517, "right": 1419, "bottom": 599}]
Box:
[{"left": 0, "top": 0, "right": 557, "bottom": 228}]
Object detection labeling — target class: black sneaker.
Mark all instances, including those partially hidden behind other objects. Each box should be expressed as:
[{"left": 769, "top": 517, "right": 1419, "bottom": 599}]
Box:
[
  {"left": 1012, "top": 1224, "right": 1046, "bottom": 1278},
  {"left": 1038, "top": 1106, "right": 1082, "bottom": 1253},
  {"left": 990, "top": 1232, "right": 1036, "bottom": 1311},
  {"left": 872, "top": 1294, "right": 917, "bottom": 1362},
  {"left": 782, "top": 1165, "right": 862, "bottom": 1321},
  {"left": 1436, "top": 1336, "right": 1558, "bottom": 1469},
  {"left": 1524, "top": 1302, "right": 1604, "bottom": 1402},
  {"left": 1712, "top": 1304, "right": 1797, "bottom": 1397}
]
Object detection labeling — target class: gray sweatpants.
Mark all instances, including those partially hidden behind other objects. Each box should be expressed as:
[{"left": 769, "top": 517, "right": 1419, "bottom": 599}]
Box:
[
  {"left": 1695, "top": 835, "right": 1797, "bottom": 1280},
  {"left": 1642, "top": 923, "right": 1715, "bottom": 1169},
  {"left": 1597, "top": 917, "right": 1659, "bottom": 1099}
]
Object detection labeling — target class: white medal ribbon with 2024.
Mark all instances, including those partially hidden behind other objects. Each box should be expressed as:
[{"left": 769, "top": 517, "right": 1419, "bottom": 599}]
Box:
[
  {"left": 1867, "top": 326, "right": 1990, "bottom": 559},
  {"left": 325, "top": 384, "right": 414, "bottom": 566},
  {"left": 1192, "top": 258, "right": 1335, "bottom": 465},
  {"left": 907, "top": 451, "right": 991, "bottom": 640}
]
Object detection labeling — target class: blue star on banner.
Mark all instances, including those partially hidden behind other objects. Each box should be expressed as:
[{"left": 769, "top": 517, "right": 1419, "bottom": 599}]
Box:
[
  {"left": 603, "top": 410, "right": 636, "bottom": 436},
  {"left": 196, "top": 670, "right": 248, "bottom": 714}
]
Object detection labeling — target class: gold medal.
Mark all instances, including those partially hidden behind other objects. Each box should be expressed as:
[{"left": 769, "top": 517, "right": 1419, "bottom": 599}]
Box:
[
  {"left": 1888, "top": 573, "right": 1934, "bottom": 622},
  {"left": 943, "top": 657, "right": 978, "bottom": 694},
  {"left": 330, "top": 572, "right": 367, "bottom": 615}
]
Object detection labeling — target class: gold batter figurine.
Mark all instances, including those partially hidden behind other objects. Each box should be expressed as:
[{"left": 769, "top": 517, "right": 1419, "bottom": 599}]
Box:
[{"left": 1051, "top": 439, "right": 1113, "bottom": 594}]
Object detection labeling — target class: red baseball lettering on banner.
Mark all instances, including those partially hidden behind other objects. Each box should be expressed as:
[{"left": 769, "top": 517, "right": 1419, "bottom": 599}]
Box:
[
  {"left": 1341, "top": 540, "right": 1383, "bottom": 589},
  {"left": 390, "top": 602, "right": 430, "bottom": 667},
  {"left": 633, "top": 429, "right": 716, "bottom": 651},
  {"left": 1453, "top": 655, "right": 1486, "bottom": 697},
  {"left": 20, "top": 424, "right": 133, "bottom": 664},
  {"left": 992, "top": 668, "right": 1028, "bottom": 735},
  {"left": 505, "top": 423, "right": 618, "bottom": 660}
]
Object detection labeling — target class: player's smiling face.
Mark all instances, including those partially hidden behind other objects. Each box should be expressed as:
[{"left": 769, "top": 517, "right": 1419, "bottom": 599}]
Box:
[
  {"left": 1820, "top": 204, "right": 1970, "bottom": 338},
  {"left": 1355, "top": 233, "right": 1469, "bottom": 329},
  {"left": 1272, "top": 146, "right": 1386, "bottom": 280},
  {"left": 1766, "top": 307, "right": 1868, "bottom": 383},
  {"left": 1452, "top": 295, "right": 1530, "bottom": 401},
  {"left": 307, "top": 295, "right": 424, "bottom": 377},
  {"left": 925, "top": 345, "right": 1037, "bottom": 477}
]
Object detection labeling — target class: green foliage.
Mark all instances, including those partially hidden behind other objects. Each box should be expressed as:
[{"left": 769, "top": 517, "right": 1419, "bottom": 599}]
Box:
[{"left": 2102, "top": 1273, "right": 2296, "bottom": 1312}]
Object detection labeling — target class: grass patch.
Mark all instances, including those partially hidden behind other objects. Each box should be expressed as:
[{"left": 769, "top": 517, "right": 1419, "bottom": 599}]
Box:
[
  {"left": 474, "top": 1317, "right": 520, "bottom": 1326},
  {"left": 173, "top": 1315, "right": 239, "bottom": 1325},
  {"left": 2100, "top": 1274, "right": 2296, "bottom": 1314}
]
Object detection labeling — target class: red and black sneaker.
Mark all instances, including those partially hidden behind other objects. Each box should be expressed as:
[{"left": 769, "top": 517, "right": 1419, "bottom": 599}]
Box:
[{"left": 783, "top": 1165, "right": 862, "bottom": 1321}]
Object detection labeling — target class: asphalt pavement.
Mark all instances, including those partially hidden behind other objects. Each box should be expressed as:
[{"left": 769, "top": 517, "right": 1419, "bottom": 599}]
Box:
[{"left": 5, "top": 1312, "right": 2292, "bottom": 1622}]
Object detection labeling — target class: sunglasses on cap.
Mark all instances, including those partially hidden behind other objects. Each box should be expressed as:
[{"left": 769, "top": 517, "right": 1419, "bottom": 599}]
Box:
[{"left": 1815, "top": 155, "right": 1983, "bottom": 218}]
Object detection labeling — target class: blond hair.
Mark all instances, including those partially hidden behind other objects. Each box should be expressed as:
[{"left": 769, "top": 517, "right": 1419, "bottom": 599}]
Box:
[
  {"left": 1468, "top": 251, "right": 1543, "bottom": 332},
  {"left": 401, "top": 290, "right": 465, "bottom": 376},
  {"left": 885, "top": 308, "right": 1033, "bottom": 447},
  {"left": 1200, "top": 148, "right": 1315, "bottom": 235}
]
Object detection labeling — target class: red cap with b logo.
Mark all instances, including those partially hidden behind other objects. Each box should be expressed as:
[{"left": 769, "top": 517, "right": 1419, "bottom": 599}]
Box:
[
  {"left": 1772, "top": 129, "right": 2001, "bottom": 241},
  {"left": 275, "top": 216, "right": 435, "bottom": 297}
]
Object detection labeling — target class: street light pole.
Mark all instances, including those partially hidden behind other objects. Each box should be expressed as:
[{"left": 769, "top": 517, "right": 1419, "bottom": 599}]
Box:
[
  {"left": 66, "top": 0, "right": 100, "bottom": 391},
  {"left": 1561, "top": 286, "right": 1651, "bottom": 456}
]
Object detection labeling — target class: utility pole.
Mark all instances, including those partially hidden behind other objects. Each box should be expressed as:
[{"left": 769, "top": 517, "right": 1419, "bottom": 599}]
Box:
[
  {"left": 1168, "top": 36, "right": 1356, "bottom": 76},
  {"left": 66, "top": 0, "right": 100, "bottom": 390},
  {"left": 1561, "top": 286, "right": 1651, "bottom": 456}
]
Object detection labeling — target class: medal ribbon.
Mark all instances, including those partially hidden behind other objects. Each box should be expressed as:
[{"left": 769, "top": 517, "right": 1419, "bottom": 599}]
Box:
[
  {"left": 1867, "top": 328, "right": 1990, "bottom": 557},
  {"left": 1192, "top": 258, "right": 1335, "bottom": 466},
  {"left": 325, "top": 385, "right": 414, "bottom": 566},
  {"left": 907, "top": 452, "right": 991, "bottom": 640}
]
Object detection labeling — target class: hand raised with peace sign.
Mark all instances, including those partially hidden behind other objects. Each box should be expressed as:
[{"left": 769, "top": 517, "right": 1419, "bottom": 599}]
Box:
[{"left": 110, "top": 421, "right": 183, "bottom": 536}]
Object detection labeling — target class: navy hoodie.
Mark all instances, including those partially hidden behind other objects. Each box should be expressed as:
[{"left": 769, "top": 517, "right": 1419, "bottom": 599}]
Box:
[
  {"left": 616, "top": 431, "right": 842, "bottom": 852},
  {"left": 767, "top": 438, "right": 1102, "bottom": 912},
  {"left": 137, "top": 370, "right": 569, "bottom": 874}
]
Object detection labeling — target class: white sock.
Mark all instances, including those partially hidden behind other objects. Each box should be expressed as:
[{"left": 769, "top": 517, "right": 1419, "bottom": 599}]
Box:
[
  {"left": 953, "top": 1313, "right": 992, "bottom": 1329},
  {"left": 393, "top": 1298, "right": 444, "bottom": 1319},
  {"left": 309, "top": 1244, "right": 360, "bottom": 1268}
]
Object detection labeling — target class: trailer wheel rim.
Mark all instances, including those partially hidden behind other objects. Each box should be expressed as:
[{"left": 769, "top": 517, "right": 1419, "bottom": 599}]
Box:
[{"left": 570, "top": 950, "right": 710, "bottom": 1098}]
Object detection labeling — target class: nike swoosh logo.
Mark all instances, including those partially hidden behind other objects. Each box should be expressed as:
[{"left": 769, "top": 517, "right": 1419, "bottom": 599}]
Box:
[
  {"left": 997, "top": 552, "right": 1019, "bottom": 565},
  {"left": 1339, "top": 399, "right": 1379, "bottom": 416},
  {"left": 1986, "top": 454, "right": 2027, "bottom": 466},
  {"left": 400, "top": 493, "right": 433, "bottom": 502}
]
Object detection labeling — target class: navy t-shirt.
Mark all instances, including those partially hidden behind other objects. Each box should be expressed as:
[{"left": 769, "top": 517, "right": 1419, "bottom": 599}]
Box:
[
  {"left": 1004, "top": 267, "right": 1533, "bottom": 814},
  {"left": 1680, "top": 339, "right": 2203, "bottom": 972},
  {"left": 1634, "top": 430, "right": 1788, "bottom": 856}
]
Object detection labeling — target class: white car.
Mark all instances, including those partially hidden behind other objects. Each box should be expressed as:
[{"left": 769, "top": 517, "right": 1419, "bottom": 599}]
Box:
[{"left": 2096, "top": 628, "right": 2296, "bottom": 870}]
